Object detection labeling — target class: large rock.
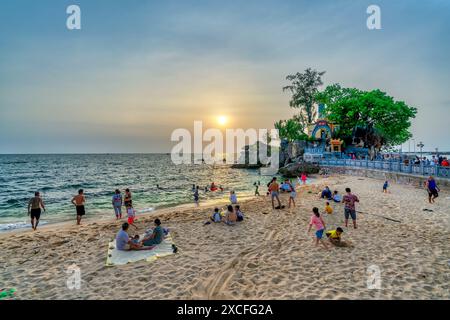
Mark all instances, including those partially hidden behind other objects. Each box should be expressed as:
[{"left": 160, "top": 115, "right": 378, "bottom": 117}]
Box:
[{"left": 279, "top": 162, "right": 320, "bottom": 178}]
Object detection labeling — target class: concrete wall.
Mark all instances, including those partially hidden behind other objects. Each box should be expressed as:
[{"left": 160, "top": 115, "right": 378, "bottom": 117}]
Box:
[{"left": 322, "top": 166, "right": 450, "bottom": 190}]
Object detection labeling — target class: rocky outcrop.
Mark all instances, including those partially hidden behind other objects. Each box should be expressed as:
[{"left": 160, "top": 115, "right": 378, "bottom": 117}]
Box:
[{"left": 278, "top": 162, "right": 320, "bottom": 178}]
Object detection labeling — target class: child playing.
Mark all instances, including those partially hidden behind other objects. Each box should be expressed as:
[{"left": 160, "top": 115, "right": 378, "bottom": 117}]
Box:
[
  {"left": 288, "top": 181, "right": 296, "bottom": 208},
  {"left": 325, "top": 227, "right": 343, "bottom": 245},
  {"left": 235, "top": 205, "right": 244, "bottom": 221},
  {"left": 131, "top": 235, "right": 143, "bottom": 247},
  {"left": 254, "top": 182, "right": 260, "bottom": 196},
  {"left": 325, "top": 201, "right": 333, "bottom": 214},
  {"left": 230, "top": 191, "right": 238, "bottom": 204},
  {"left": 383, "top": 180, "right": 389, "bottom": 193},
  {"left": 211, "top": 207, "right": 222, "bottom": 223},
  {"left": 307, "top": 207, "right": 329, "bottom": 249},
  {"left": 332, "top": 190, "right": 341, "bottom": 203},
  {"left": 126, "top": 205, "right": 137, "bottom": 229}
]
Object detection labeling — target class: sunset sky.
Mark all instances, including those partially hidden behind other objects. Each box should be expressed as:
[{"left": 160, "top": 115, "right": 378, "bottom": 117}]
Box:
[{"left": 0, "top": 0, "right": 449, "bottom": 153}]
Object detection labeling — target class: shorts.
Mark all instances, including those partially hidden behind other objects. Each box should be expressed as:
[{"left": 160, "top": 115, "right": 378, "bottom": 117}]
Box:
[
  {"left": 113, "top": 205, "right": 122, "bottom": 216},
  {"left": 76, "top": 205, "right": 86, "bottom": 216},
  {"left": 271, "top": 191, "right": 279, "bottom": 199},
  {"left": 428, "top": 189, "right": 438, "bottom": 197},
  {"left": 344, "top": 208, "right": 356, "bottom": 220},
  {"left": 127, "top": 216, "right": 135, "bottom": 224},
  {"left": 124, "top": 200, "right": 132, "bottom": 207},
  {"left": 290, "top": 192, "right": 296, "bottom": 199},
  {"left": 315, "top": 229, "right": 325, "bottom": 239},
  {"left": 30, "top": 208, "right": 41, "bottom": 220}
]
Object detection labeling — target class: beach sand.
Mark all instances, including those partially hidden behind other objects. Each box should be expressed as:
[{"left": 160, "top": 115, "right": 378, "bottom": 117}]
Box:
[{"left": 1, "top": 175, "right": 449, "bottom": 300}]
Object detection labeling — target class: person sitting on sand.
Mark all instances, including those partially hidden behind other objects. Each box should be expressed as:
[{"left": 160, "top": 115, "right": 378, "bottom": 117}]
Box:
[
  {"left": 325, "top": 227, "right": 344, "bottom": 246},
  {"left": 142, "top": 219, "right": 164, "bottom": 246},
  {"left": 28, "top": 191, "right": 46, "bottom": 231},
  {"left": 223, "top": 205, "right": 237, "bottom": 225},
  {"left": 307, "top": 207, "right": 328, "bottom": 250},
  {"left": 325, "top": 201, "right": 333, "bottom": 214},
  {"left": 320, "top": 186, "right": 332, "bottom": 200},
  {"left": 230, "top": 190, "right": 238, "bottom": 204},
  {"left": 235, "top": 205, "right": 244, "bottom": 221},
  {"left": 332, "top": 190, "right": 341, "bottom": 203},
  {"left": 116, "top": 223, "right": 153, "bottom": 251},
  {"left": 280, "top": 180, "right": 290, "bottom": 192},
  {"left": 211, "top": 207, "right": 222, "bottom": 223}
]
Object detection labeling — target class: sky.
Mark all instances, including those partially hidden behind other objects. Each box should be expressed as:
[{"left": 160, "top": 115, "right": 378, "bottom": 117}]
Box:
[{"left": 0, "top": 0, "right": 449, "bottom": 153}]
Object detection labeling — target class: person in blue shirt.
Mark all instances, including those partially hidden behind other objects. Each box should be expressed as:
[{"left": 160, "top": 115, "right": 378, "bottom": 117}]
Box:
[
  {"left": 332, "top": 190, "right": 341, "bottom": 203},
  {"left": 112, "top": 189, "right": 123, "bottom": 220},
  {"left": 426, "top": 176, "right": 439, "bottom": 203},
  {"left": 383, "top": 181, "right": 389, "bottom": 193},
  {"left": 142, "top": 219, "right": 164, "bottom": 246}
]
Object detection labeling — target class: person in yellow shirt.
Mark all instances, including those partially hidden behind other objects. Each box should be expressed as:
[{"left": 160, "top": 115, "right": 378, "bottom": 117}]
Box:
[
  {"left": 326, "top": 227, "right": 344, "bottom": 245},
  {"left": 325, "top": 201, "right": 333, "bottom": 214}
]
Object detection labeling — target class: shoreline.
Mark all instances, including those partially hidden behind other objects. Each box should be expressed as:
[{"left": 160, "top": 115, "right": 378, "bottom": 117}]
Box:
[{"left": 0, "top": 192, "right": 259, "bottom": 238}]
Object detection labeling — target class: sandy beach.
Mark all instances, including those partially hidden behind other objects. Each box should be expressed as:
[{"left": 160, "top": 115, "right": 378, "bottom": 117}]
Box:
[{"left": 1, "top": 175, "right": 449, "bottom": 300}]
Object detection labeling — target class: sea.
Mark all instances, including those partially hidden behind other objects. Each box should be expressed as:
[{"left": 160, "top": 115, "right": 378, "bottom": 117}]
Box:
[{"left": 0, "top": 154, "right": 279, "bottom": 231}]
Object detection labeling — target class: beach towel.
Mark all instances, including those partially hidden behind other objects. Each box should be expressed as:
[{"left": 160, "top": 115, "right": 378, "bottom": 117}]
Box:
[{"left": 106, "top": 234, "right": 176, "bottom": 266}]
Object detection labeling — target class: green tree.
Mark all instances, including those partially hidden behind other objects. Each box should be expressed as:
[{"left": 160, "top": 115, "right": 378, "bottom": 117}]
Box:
[
  {"left": 274, "top": 119, "right": 309, "bottom": 142},
  {"left": 315, "top": 84, "right": 417, "bottom": 148},
  {"left": 283, "top": 68, "right": 326, "bottom": 124}
]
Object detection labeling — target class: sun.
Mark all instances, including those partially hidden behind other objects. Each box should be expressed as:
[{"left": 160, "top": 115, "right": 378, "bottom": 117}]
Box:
[{"left": 217, "top": 115, "right": 228, "bottom": 126}]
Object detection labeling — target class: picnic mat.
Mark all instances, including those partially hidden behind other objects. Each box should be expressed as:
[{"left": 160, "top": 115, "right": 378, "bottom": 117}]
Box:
[{"left": 106, "top": 234, "right": 176, "bottom": 266}]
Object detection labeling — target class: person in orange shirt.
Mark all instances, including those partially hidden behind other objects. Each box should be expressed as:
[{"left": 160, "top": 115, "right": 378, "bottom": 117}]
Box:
[{"left": 268, "top": 177, "right": 282, "bottom": 209}]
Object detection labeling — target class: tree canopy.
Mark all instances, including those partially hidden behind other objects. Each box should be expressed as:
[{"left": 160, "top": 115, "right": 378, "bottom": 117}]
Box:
[
  {"left": 315, "top": 84, "right": 417, "bottom": 148},
  {"left": 274, "top": 118, "right": 309, "bottom": 142},
  {"left": 283, "top": 68, "right": 326, "bottom": 125}
]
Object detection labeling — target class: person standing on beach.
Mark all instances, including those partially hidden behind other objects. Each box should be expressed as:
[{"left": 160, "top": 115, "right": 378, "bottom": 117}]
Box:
[
  {"left": 301, "top": 173, "right": 307, "bottom": 185},
  {"left": 28, "top": 191, "right": 46, "bottom": 231},
  {"left": 343, "top": 188, "right": 359, "bottom": 229},
  {"left": 288, "top": 180, "right": 296, "bottom": 209},
  {"left": 124, "top": 188, "right": 132, "bottom": 207},
  {"left": 426, "top": 176, "right": 439, "bottom": 203},
  {"left": 194, "top": 186, "right": 200, "bottom": 206},
  {"left": 307, "top": 207, "right": 328, "bottom": 250},
  {"left": 268, "top": 177, "right": 282, "bottom": 209},
  {"left": 71, "top": 189, "right": 86, "bottom": 225},
  {"left": 254, "top": 182, "right": 260, "bottom": 196},
  {"left": 112, "top": 189, "right": 123, "bottom": 220}
]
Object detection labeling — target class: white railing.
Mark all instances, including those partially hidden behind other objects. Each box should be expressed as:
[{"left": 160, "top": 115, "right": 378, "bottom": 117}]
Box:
[{"left": 319, "top": 159, "right": 450, "bottom": 179}]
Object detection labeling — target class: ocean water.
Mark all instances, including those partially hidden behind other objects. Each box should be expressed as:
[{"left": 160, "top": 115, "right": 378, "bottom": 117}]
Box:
[{"left": 0, "top": 154, "right": 268, "bottom": 231}]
